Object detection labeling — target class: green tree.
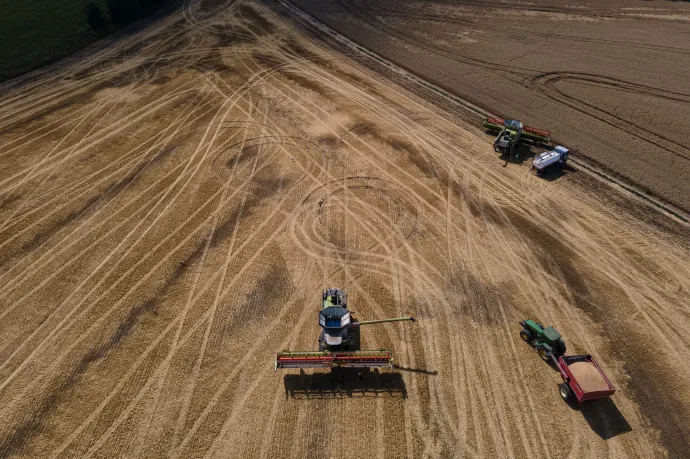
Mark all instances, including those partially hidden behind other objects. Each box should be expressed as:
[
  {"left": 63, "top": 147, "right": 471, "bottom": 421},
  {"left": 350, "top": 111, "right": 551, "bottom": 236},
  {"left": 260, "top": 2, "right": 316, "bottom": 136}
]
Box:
[
  {"left": 106, "top": 0, "right": 143, "bottom": 26},
  {"left": 85, "top": 2, "right": 111, "bottom": 32}
]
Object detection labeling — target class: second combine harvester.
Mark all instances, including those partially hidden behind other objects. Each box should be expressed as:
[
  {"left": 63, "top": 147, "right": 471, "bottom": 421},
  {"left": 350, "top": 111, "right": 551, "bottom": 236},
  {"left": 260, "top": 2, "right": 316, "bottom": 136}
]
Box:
[
  {"left": 484, "top": 117, "right": 551, "bottom": 160},
  {"left": 275, "top": 288, "right": 415, "bottom": 371}
]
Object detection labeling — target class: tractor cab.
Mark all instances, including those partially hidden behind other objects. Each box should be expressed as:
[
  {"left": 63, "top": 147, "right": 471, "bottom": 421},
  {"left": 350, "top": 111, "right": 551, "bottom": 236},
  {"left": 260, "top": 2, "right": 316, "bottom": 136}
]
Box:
[
  {"left": 519, "top": 319, "right": 567, "bottom": 361},
  {"left": 318, "top": 306, "right": 351, "bottom": 348},
  {"left": 543, "top": 326, "right": 561, "bottom": 342}
]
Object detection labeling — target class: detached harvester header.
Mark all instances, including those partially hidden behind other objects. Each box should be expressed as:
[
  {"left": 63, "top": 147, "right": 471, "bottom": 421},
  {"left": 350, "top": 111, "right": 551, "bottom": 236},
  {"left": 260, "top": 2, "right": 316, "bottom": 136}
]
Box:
[
  {"left": 275, "top": 288, "right": 415, "bottom": 371},
  {"left": 484, "top": 117, "right": 550, "bottom": 159}
]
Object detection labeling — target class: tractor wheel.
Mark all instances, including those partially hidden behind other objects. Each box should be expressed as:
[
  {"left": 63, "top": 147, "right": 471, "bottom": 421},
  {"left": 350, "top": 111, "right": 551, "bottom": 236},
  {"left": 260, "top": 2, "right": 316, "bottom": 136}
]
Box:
[
  {"left": 559, "top": 383, "right": 573, "bottom": 402},
  {"left": 538, "top": 347, "right": 551, "bottom": 362},
  {"left": 520, "top": 329, "right": 532, "bottom": 343}
]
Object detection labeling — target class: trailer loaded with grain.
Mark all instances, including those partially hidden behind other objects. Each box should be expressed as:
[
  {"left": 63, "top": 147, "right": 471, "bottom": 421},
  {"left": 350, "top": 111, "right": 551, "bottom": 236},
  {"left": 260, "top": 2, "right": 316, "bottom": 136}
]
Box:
[{"left": 519, "top": 320, "right": 615, "bottom": 403}]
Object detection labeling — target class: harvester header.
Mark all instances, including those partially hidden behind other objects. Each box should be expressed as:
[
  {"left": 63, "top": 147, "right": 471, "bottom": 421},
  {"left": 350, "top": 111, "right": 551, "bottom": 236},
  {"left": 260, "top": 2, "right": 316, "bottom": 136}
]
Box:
[
  {"left": 275, "top": 350, "right": 393, "bottom": 371},
  {"left": 483, "top": 117, "right": 551, "bottom": 143}
]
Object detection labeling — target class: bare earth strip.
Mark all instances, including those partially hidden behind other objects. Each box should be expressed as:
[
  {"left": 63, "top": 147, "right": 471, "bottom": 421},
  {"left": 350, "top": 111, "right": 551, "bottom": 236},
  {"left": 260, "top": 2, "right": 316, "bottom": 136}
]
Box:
[{"left": 0, "top": 1, "right": 689, "bottom": 458}]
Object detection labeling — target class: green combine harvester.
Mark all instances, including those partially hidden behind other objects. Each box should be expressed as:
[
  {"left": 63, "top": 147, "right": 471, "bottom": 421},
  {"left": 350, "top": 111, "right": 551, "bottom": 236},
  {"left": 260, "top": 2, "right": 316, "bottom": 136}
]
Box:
[
  {"left": 484, "top": 117, "right": 551, "bottom": 160},
  {"left": 275, "top": 288, "right": 415, "bottom": 371}
]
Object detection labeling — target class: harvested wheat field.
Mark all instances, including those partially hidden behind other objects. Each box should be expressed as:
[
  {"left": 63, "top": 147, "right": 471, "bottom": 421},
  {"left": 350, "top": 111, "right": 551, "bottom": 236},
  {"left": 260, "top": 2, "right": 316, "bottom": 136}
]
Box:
[{"left": 1, "top": 0, "right": 690, "bottom": 458}]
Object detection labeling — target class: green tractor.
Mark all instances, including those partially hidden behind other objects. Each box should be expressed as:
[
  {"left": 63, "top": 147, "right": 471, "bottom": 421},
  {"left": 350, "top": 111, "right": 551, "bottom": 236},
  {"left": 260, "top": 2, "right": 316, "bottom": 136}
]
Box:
[{"left": 519, "top": 319, "right": 566, "bottom": 362}]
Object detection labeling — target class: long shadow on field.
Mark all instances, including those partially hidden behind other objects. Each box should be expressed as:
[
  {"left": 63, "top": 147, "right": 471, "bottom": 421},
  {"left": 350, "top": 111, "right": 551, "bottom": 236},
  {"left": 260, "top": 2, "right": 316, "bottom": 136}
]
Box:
[
  {"left": 393, "top": 364, "right": 438, "bottom": 376},
  {"left": 538, "top": 163, "right": 576, "bottom": 182},
  {"left": 565, "top": 395, "right": 632, "bottom": 439},
  {"left": 283, "top": 368, "right": 407, "bottom": 399}
]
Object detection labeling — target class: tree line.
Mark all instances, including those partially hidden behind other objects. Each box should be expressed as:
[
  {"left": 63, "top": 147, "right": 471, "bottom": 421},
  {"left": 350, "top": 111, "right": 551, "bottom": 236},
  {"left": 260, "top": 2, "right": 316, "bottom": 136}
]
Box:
[{"left": 86, "top": 0, "right": 177, "bottom": 32}]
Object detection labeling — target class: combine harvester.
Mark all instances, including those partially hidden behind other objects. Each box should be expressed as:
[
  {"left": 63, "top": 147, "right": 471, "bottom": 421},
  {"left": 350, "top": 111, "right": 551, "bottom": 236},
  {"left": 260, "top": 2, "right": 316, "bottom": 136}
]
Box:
[
  {"left": 519, "top": 320, "right": 615, "bottom": 404},
  {"left": 483, "top": 117, "right": 551, "bottom": 160},
  {"left": 275, "top": 288, "right": 415, "bottom": 371}
]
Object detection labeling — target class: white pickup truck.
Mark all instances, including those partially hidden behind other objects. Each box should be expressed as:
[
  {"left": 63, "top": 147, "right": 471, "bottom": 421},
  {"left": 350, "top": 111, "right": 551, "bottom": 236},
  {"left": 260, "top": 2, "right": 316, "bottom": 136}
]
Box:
[{"left": 532, "top": 146, "right": 569, "bottom": 175}]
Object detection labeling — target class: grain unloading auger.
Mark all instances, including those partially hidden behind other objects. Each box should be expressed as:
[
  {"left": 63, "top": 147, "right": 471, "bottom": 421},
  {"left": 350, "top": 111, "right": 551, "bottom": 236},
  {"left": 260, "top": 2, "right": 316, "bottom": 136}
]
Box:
[{"left": 275, "top": 288, "right": 415, "bottom": 371}]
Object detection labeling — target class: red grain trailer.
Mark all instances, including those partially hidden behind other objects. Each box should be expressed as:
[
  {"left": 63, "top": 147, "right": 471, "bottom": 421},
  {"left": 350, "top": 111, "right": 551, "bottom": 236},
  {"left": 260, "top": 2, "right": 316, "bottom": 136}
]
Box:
[{"left": 555, "top": 354, "right": 615, "bottom": 403}]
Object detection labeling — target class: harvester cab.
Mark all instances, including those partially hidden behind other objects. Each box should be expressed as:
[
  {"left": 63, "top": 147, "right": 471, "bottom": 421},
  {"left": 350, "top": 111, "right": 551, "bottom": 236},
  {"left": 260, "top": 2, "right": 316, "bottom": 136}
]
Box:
[
  {"left": 275, "top": 288, "right": 415, "bottom": 371},
  {"left": 519, "top": 319, "right": 566, "bottom": 361},
  {"left": 493, "top": 120, "right": 523, "bottom": 157},
  {"left": 484, "top": 117, "right": 550, "bottom": 161}
]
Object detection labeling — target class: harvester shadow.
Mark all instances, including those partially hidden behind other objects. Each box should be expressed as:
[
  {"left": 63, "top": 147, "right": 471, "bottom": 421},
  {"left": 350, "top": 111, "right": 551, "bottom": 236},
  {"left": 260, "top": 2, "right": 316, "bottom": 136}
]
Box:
[
  {"left": 283, "top": 368, "right": 407, "bottom": 399},
  {"left": 498, "top": 143, "right": 534, "bottom": 165},
  {"left": 564, "top": 393, "right": 632, "bottom": 439}
]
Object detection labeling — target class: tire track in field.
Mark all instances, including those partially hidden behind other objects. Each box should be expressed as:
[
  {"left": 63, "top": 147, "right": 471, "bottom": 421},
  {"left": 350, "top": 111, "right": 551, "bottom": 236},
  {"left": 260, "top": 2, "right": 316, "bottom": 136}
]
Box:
[
  {"left": 166, "top": 109, "right": 258, "bottom": 457},
  {"left": 0, "top": 97, "right": 114, "bottom": 214},
  {"left": 0, "top": 90, "right": 214, "bottom": 298},
  {"left": 0, "top": 78, "right": 204, "bottom": 193},
  {"left": 130, "top": 119, "right": 257, "bottom": 456},
  {"left": 54, "top": 161, "right": 307, "bottom": 456},
  {"left": 529, "top": 72, "right": 690, "bottom": 162},
  {"left": 63, "top": 116, "right": 309, "bottom": 456},
  {"left": 0, "top": 47, "right": 288, "bottom": 312},
  {"left": 0, "top": 138, "right": 282, "bottom": 397},
  {"left": 0, "top": 103, "right": 263, "bottom": 390},
  {"left": 0, "top": 93, "right": 225, "bottom": 316}
]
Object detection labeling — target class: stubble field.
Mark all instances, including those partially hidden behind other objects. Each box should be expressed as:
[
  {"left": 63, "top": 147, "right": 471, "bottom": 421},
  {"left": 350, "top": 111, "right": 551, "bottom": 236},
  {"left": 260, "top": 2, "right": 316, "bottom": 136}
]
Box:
[{"left": 1, "top": 1, "right": 690, "bottom": 458}]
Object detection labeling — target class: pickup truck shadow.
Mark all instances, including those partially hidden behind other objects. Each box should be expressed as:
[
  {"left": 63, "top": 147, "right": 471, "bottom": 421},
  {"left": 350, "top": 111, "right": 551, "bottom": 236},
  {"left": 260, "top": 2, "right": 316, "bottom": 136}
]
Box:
[
  {"left": 538, "top": 163, "right": 576, "bottom": 182},
  {"left": 283, "top": 368, "right": 407, "bottom": 399},
  {"left": 564, "top": 394, "right": 632, "bottom": 439}
]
